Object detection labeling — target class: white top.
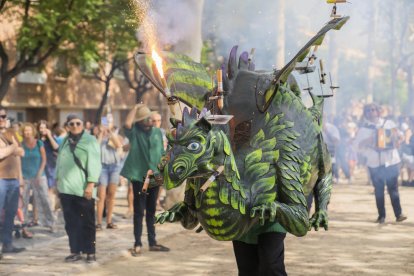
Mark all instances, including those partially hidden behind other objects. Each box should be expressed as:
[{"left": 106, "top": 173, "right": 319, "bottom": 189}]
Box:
[{"left": 353, "top": 118, "right": 401, "bottom": 168}]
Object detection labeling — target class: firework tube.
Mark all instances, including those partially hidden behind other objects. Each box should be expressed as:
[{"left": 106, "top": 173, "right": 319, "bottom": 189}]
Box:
[
  {"left": 167, "top": 96, "right": 179, "bottom": 116},
  {"left": 327, "top": 0, "right": 346, "bottom": 3},
  {"left": 200, "top": 166, "right": 225, "bottom": 192},
  {"left": 142, "top": 169, "right": 153, "bottom": 193},
  {"left": 216, "top": 69, "right": 224, "bottom": 109}
]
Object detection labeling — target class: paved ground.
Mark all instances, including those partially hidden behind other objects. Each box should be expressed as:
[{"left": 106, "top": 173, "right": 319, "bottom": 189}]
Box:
[{"left": 1, "top": 170, "right": 414, "bottom": 275}]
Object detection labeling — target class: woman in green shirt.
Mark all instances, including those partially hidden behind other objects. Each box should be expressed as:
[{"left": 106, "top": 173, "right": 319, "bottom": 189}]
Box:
[{"left": 56, "top": 114, "right": 101, "bottom": 263}]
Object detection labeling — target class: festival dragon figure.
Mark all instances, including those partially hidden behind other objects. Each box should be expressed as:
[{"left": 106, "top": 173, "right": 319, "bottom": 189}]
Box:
[{"left": 135, "top": 17, "right": 349, "bottom": 242}]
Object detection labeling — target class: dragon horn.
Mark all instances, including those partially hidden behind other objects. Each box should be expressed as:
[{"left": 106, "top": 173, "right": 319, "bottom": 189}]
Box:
[
  {"left": 182, "top": 107, "right": 191, "bottom": 126},
  {"left": 227, "top": 45, "right": 239, "bottom": 80},
  {"left": 176, "top": 123, "right": 184, "bottom": 138},
  {"left": 199, "top": 108, "right": 208, "bottom": 118},
  {"left": 190, "top": 107, "right": 198, "bottom": 120},
  {"left": 238, "top": 51, "right": 249, "bottom": 70},
  {"left": 222, "top": 63, "right": 230, "bottom": 92}
]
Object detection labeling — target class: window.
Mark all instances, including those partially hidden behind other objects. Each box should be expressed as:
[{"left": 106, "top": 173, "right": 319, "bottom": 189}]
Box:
[{"left": 54, "top": 56, "right": 70, "bottom": 78}]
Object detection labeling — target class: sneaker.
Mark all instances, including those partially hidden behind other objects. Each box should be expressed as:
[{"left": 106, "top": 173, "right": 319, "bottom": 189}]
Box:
[
  {"left": 396, "top": 215, "right": 407, "bottom": 222},
  {"left": 65, "top": 253, "right": 82, "bottom": 262},
  {"left": 86, "top": 254, "right": 96, "bottom": 263},
  {"left": 375, "top": 217, "right": 385, "bottom": 224},
  {"left": 2, "top": 244, "right": 26, "bottom": 253},
  {"left": 149, "top": 244, "right": 170, "bottom": 252},
  {"left": 129, "top": 246, "right": 142, "bottom": 257}
]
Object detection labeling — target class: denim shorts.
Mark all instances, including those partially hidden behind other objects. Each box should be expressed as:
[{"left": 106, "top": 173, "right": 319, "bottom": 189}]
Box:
[{"left": 99, "top": 163, "right": 122, "bottom": 186}]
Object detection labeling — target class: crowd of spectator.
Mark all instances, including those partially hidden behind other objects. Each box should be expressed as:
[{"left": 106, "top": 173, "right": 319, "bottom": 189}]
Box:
[{"left": 0, "top": 104, "right": 168, "bottom": 262}]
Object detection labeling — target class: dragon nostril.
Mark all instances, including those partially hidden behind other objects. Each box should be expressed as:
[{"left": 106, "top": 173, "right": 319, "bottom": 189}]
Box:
[{"left": 175, "top": 166, "right": 185, "bottom": 176}]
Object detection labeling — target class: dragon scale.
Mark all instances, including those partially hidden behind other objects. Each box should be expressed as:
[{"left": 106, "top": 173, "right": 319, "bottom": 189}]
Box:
[{"left": 159, "top": 85, "right": 330, "bottom": 240}]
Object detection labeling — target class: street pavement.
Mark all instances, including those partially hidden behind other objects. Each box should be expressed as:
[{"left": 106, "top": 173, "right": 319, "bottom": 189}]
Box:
[{"left": 1, "top": 170, "right": 414, "bottom": 275}]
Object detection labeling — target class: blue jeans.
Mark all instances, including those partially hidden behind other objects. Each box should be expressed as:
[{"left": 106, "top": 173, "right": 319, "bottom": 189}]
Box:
[
  {"left": 369, "top": 164, "right": 402, "bottom": 219},
  {"left": 0, "top": 179, "right": 19, "bottom": 246}
]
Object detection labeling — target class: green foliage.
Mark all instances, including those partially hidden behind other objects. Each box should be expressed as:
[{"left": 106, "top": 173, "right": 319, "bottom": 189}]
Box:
[
  {"left": 81, "top": 0, "right": 139, "bottom": 66},
  {"left": 10, "top": 0, "right": 102, "bottom": 59},
  {"left": 2, "top": 0, "right": 139, "bottom": 73}
]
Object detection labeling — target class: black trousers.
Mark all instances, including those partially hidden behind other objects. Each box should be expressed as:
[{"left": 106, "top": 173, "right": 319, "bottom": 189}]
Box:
[
  {"left": 131, "top": 181, "right": 159, "bottom": 247},
  {"left": 232, "top": 232, "right": 287, "bottom": 276},
  {"left": 369, "top": 164, "right": 402, "bottom": 219},
  {"left": 60, "top": 193, "right": 96, "bottom": 254}
]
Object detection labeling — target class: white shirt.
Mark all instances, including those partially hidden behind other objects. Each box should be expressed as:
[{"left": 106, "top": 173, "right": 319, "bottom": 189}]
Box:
[{"left": 353, "top": 118, "right": 401, "bottom": 168}]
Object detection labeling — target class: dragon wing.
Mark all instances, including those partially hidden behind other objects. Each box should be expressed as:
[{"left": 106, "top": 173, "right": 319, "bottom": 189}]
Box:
[
  {"left": 275, "top": 17, "right": 349, "bottom": 84},
  {"left": 134, "top": 51, "right": 213, "bottom": 110},
  {"left": 261, "top": 16, "right": 349, "bottom": 111}
]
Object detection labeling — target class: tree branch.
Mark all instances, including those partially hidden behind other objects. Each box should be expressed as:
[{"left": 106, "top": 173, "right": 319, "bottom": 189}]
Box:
[
  {"left": 67, "top": 0, "right": 75, "bottom": 10},
  {"left": 0, "top": 0, "right": 7, "bottom": 12},
  {"left": 24, "top": 0, "right": 31, "bottom": 19},
  {"left": 0, "top": 41, "right": 9, "bottom": 76},
  {"left": 93, "top": 70, "right": 105, "bottom": 83},
  {"left": 121, "top": 61, "right": 136, "bottom": 90}
]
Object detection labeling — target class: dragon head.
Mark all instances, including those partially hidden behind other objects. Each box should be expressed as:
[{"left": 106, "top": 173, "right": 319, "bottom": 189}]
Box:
[{"left": 163, "top": 107, "right": 219, "bottom": 190}]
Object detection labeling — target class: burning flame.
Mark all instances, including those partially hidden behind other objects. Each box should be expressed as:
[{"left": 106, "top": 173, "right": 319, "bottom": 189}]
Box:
[{"left": 152, "top": 48, "right": 164, "bottom": 79}]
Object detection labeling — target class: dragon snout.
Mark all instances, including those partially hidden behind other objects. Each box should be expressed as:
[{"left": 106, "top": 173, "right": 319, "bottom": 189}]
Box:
[
  {"left": 168, "top": 163, "right": 186, "bottom": 181},
  {"left": 174, "top": 166, "right": 185, "bottom": 176}
]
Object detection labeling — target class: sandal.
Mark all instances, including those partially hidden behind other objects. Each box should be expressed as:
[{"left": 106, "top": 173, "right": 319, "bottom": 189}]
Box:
[
  {"left": 96, "top": 224, "right": 103, "bottom": 231},
  {"left": 106, "top": 223, "right": 118, "bottom": 229},
  {"left": 27, "top": 221, "right": 39, "bottom": 228},
  {"left": 129, "top": 246, "right": 141, "bottom": 257},
  {"left": 22, "top": 228, "right": 33, "bottom": 239}
]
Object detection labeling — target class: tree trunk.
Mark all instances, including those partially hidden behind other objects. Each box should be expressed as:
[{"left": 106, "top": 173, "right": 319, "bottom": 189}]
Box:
[
  {"left": 327, "top": 32, "right": 339, "bottom": 116},
  {"left": 275, "top": 0, "right": 286, "bottom": 68},
  {"left": 95, "top": 80, "right": 111, "bottom": 125},
  {"left": 389, "top": 1, "right": 397, "bottom": 111},
  {"left": 0, "top": 75, "right": 12, "bottom": 104},
  {"left": 366, "top": 0, "right": 378, "bottom": 101},
  {"left": 407, "top": 66, "right": 414, "bottom": 115}
]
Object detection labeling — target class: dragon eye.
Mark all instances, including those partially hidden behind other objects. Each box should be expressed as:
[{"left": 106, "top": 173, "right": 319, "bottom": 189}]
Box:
[{"left": 187, "top": 142, "right": 200, "bottom": 151}]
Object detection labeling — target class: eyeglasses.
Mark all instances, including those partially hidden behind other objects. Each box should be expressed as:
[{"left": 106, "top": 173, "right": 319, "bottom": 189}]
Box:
[
  {"left": 0, "top": 114, "right": 7, "bottom": 120},
  {"left": 69, "top": 121, "right": 82, "bottom": 127}
]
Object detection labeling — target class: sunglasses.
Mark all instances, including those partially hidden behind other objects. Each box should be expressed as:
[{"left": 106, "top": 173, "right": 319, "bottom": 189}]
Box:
[
  {"left": 0, "top": 114, "right": 7, "bottom": 120},
  {"left": 69, "top": 121, "right": 82, "bottom": 127}
]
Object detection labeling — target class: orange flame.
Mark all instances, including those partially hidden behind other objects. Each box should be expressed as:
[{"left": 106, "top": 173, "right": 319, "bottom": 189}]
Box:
[{"left": 152, "top": 48, "right": 164, "bottom": 79}]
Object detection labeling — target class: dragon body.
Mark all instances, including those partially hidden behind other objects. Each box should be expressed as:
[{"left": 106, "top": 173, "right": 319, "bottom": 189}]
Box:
[
  {"left": 136, "top": 17, "right": 349, "bottom": 241},
  {"left": 159, "top": 84, "right": 331, "bottom": 240}
]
